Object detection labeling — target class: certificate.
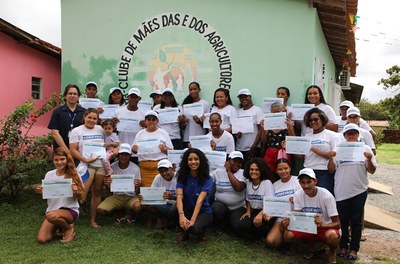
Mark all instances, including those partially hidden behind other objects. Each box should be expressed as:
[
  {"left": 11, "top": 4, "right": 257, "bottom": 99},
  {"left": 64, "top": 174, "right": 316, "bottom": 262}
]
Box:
[
  {"left": 158, "top": 108, "right": 179, "bottom": 124},
  {"left": 183, "top": 102, "right": 204, "bottom": 117},
  {"left": 100, "top": 104, "right": 119, "bottom": 119},
  {"left": 204, "top": 151, "right": 227, "bottom": 170},
  {"left": 287, "top": 211, "right": 317, "bottom": 234},
  {"left": 137, "top": 138, "right": 160, "bottom": 155},
  {"left": 232, "top": 116, "right": 254, "bottom": 134},
  {"left": 117, "top": 117, "right": 141, "bottom": 132},
  {"left": 335, "top": 142, "right": 365, "bottom": 162},
  {"left": 289, "top": 104, "right": 314, "bottom": 121},
  {"left": 189, "top": 135, "right": 211, "bottom": 152},
  {"left": 263, "top": 112, "right": 287, "bottom": 130},
  {"left": 138, "top": 101, "right": 153, "bottom": 112},
  {"left": 168, "top": 150, "right": 185, "bottom": 167},
  {"left": 263, "top": 197, "right": 291, "bottom": 217},
  {"left": 285, "top": 136, "right": 311, "bottom": 155},
  {"left": 262, "top": 97, "right": 284, "bottom": 113},
  {"left": 79, "top": 98, "right": 101, "bottom": 109},
  {"left": 42, "top": 179, "right": 73, "bottom": 199},
  {"left": 82, "top": 142, "right": 106, "bottom": 159},
  {"left": 203, "top": 113, "right": 211, "bottom": 129},
  {"left": 140, "top": 187, "right": 166, "bottom": 205},
  {"left": 110, "top": 174, "right": 135, "bottom": 192}
]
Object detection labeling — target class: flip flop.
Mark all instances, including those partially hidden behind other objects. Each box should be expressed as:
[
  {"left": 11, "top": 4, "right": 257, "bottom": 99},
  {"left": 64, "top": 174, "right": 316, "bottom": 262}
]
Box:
[{"left": 60, "top": 228, "right": 76, "bottom": 243}]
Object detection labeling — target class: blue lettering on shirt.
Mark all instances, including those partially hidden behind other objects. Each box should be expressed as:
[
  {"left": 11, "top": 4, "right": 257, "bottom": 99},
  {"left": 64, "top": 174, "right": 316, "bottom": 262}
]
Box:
[
  {"left": 275, "top": 189, "right": 295, "bottom": 197},
  {"left": 83, "top": 135, "right": 104, "bottom": 140},
  {"left": 215, "top": 146, "right": 227, "bottom": 151},
  {"left": 303, "top": 207, "right": 323, "bottom": 214},
  {"left": 247, "top": 194, "right": 262, "bottom": 201},
  {"left": 311, "top": 139, "right": 324, "bottom": 145}
]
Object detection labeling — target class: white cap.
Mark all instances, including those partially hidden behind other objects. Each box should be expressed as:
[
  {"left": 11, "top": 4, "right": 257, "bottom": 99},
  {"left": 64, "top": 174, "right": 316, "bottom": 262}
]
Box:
[
  {"left": 343, "top": 123, "right": 360, "bottom": 135},
  {"left": 128, "top": 88, "right": 141, "bottom": 97},
  {"left": 145, "top": 110, "right": 158, "bottom": 119},
  {"left": 339, "top": 100, "right": 354, "bottom": 108},
  {"left": 118, "top": 143, "right": 132, "bottom": 155},
  {"left": 298, "top": 168, "right": 316, "bottom": 179},
  {"left": 157, "top": 159, "right": 173, "bottom": 169},
  {"left": 163, "top": 87, "right": 174, "bottom": 95},
  {"left": 228, "top": 151, "right": 244, "bottom": 160},
  {"left": 109, "top": 87, "right": 122, "bottom": 95},
  {"left": 346, "top": 106, "right": 361, "bottom": 117},
  {"left": 150, "top": 89, "right": 162, "bottom": 98},
  {"left": 86, "top": 81, "right": 98, "bottom": 88},
  {"left": 237, "top": 88, "right": 251, "bottom": 97}
]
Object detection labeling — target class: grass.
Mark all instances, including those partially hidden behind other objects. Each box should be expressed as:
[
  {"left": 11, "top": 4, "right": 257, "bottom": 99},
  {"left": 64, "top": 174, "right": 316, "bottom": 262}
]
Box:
[
  {"left": 376, "top": 143, "right": 400, "bottom": 165},
  {"left": 0, "top": 190, "right": 321, "bottom": 264}
]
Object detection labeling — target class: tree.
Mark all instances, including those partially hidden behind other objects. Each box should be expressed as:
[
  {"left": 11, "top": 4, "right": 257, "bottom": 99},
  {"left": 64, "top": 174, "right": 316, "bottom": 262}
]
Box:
[{"left": 378, "top": 65, "right": 400, "bottom": 95}]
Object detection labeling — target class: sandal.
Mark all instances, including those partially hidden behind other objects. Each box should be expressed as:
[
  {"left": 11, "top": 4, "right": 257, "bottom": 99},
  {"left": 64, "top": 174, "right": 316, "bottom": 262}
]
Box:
[
  {"left": 115, "top": 217, "right": 126, "bottom": 224},
  {"left": 337, "top": 248, "right": 347, "bottom": 257},
  {"left": 60, "top": 227, "right": 76, "bottom": 243},
  {"left": 347, "top": 254, "right": 357, "bottom": 260}
]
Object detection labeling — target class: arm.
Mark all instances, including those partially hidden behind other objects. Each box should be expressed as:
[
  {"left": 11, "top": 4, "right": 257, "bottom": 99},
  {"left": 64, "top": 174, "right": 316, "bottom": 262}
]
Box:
[
  {"left": 364, "top": 152, "right": 377, "bottom": 174},
  {"left": 327, "top": 151, "right": 336, "bottom": 173},
  {"left": 176, "top": 188, "right": 190, "bottom": 230},
  {"left": 248, "top": 124, "right": 262, "bottom": 158},
  {"left": 325, "top": 121, "right": 338, "bottom": 132},
  {"left": 188, "top": 191, "right": 208, "bottom": 228},
  {"left": 240, "top": 200, "right": 252, "bottom": 220},
  {"left": 50, "top": 129, "right": 69, "bottom": 151},
  {"left": 225, "top": 162, "right": 245, "bottom": 192},
  {"left": 315, "top": 215, "right": 341, "bottom": 230}
]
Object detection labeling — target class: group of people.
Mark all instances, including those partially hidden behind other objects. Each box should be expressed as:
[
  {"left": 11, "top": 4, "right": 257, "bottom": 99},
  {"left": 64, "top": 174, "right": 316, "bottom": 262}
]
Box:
[{"left": 37, "top": 81, "right": 377, "bottom": 263}]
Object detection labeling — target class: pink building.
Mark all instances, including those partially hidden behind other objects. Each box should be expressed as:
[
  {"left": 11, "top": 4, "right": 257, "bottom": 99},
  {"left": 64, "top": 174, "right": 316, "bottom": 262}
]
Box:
[{"left": 0, "top": 18, "right": 61, "bottom": 136}]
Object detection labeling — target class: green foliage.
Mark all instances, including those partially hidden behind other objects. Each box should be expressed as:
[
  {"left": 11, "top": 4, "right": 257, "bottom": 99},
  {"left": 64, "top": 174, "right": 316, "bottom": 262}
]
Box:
[
  {"left": 0, "top": 94, "right": 61, "bottom": 201},
  {"left": 358, "top": 98, "right": 387, "bottom": 120},
  {"left": 378, "top": 65, "right": 400, "bottom": 91},
  {"left": 358, "top": 97, "right": 400, "bottom": 129}
]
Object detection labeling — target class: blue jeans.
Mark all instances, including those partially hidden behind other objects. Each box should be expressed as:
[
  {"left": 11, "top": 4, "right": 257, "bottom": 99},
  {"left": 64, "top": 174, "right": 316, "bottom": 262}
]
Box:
[
  {"left": 336, "top": 191, "right": 368, "bottom": 252},
  {"left": 314, "top": 169, "right": 335, "bottom": 196}
]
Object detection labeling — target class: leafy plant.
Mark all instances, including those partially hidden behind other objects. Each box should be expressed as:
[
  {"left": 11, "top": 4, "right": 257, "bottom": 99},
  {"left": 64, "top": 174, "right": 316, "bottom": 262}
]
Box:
[{"left": 0, "top": 93, "right": 61, "bottom": 201}]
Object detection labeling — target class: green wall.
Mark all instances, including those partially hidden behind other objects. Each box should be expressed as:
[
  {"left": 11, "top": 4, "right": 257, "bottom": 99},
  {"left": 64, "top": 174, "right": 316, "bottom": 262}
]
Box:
[{"left": 61, "top": 0, "right": 337, "bottom": 108}]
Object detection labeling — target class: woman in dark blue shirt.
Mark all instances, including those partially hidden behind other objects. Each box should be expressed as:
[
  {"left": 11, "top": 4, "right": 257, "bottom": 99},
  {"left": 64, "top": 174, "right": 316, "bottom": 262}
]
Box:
[{"left": 171, "top": 148, "right": 213, "bottom": 243}]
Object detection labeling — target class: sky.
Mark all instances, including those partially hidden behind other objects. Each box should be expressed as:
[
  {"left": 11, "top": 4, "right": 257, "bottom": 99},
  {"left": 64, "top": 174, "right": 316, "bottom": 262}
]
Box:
[{"left": 0, "top": 0, "right": 399, "bottom": 103}]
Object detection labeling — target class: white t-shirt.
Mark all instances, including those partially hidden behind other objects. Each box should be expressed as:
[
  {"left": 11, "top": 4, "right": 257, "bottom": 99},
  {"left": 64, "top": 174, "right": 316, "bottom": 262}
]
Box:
[
  {"left": 208, "top": 130, "right": 235, "bottom": 153},
  {"left": 304, "top": 129, "right": 340, "bottom": 170},
  {"left": 151, "top": 173, "right": 177, "bottom": 204},
  {"left": 333, "top": 145, "right": 377, "bottom": 201},
  {"left": 183, "top": 99, "right": 210, "bottom": 142},
  {"left": 111, "top": 161, "right": 141, "bottom": 196},
  {"left": 69, "top": 124, "right": 105, "bottom": 167},
  {"left": 153, "top": 105, "right": 183, "bottom": 140},
  {"left": 133, "top": 128, "right": 173, "bottom": 161},
  {"left": 294, "top": 187, "right": 338, "bottom": 224},
  {"left": 245, "top": 179, "right": 274, "bottom": 210},
  {"left": 43, "top": 169, "right": 81, "bottom": 214},
  {"left": 211, "top": 168, "right": 246, "bottom": 210},
  {"left": 301, "top": 103, "right": 338, "bottom": 136},
  {"left": 235, "top": 105, "right": 264, "bottom": 151},
  {"left": 211, "top": 105, "right": 238, "bottom": 130},
  {"left": 273, "top": 176, "right": 301, "bottom": 198},
  {"left": 115, "top": 106, "right": 146, "bottom": 146}
]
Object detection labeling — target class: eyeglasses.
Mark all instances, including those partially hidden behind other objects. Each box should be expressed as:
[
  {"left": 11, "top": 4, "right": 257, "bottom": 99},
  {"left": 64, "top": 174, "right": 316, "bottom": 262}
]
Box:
[
  {"left": 308, "top": 118, "right": 320, "bottom": 123},
  {"left": 348, "top": 115, "right": 359, "bottom": 119}
]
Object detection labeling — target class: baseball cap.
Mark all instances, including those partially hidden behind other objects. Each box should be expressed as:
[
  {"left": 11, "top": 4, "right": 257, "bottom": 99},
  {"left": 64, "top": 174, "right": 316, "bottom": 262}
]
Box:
[
  {"left": 150, "top": 89, "right": 162, "bottom": 98},
  {"left": 118, "top": 143, "right": 132, "bottom": 155},
  {"left": 109, "top": 87, "right": 122, "bottom": 95},
  {"left": 86, "top": 81, "right": 98, "bottom": 88},
  {"left": 228, "top": 151, "right": 244, "bottom": 160},
  {"left": 298, "top": 168, "right": 316, "bottom": 180},
  {"left": 342, "top": 123, "right": 360, "bottom": 135},
  {"left": 339, "top": 100, "right": 354, "bottom": 108},
  {"left": 157, "top": 159, "right": 173, "bottom": 169},
  {"left": 163, "top": 87, "right": 174, "bottom": 95},
  {"left": 237, "top": 88, "right": 251, "bottom": 97},
  {"left": 346, "top": 107, "right": 361, "bottom": 117},
  {"left": 145, "top": 110, "right": 158, "bottom": 119},
  {"left": 128, "top": 88, "right": 141, "bottom": 97}
]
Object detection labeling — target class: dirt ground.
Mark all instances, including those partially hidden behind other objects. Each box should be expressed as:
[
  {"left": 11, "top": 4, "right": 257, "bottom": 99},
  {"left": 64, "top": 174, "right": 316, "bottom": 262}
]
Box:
[{"left": 358, "top": 234, "right": 400, "bottom": 262}]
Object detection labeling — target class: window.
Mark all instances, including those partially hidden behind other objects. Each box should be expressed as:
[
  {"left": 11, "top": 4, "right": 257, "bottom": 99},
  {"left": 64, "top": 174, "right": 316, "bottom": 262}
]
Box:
[{"left": 32, "top": 77, "right": 41, "bottom": 99}]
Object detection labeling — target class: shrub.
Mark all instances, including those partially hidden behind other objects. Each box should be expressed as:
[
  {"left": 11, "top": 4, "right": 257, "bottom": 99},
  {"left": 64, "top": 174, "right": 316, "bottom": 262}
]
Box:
[{"left": 0, "top": 94, "right": 61, "bottom": 201}]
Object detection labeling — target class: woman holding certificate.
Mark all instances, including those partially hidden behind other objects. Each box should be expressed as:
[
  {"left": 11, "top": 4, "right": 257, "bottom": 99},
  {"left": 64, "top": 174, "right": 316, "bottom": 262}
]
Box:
[
  {"left": 172, "top": 148, "right": 213, "bottom": 243},
  {"left": 210, "top": 88, "right": 237, "bottom": 133},
  {"left": 69, "top": 108, "right": 106, "bottom": 228},
  {"left": 153, "top": 88, "right": 185, "bottom": 150},
  {"left": 238, "top": 158, "right": 275, "bottom": 240},
  {"left": 328, "top": 123, "right": 377, "bottom": 261},
  {"left": 132, "top": 111, "right": 173, "bottom": 187},
  {"left": 181, "top": 82, "right": 210, "bottom": 149},
  {"left": 208, "top": 112, "right": 235, "bottom": 154},
  {"left": 301, "top": 108, "right": 340, "bottom": 195},
  {"left": 36, "top": 148, "right": 86, "bottom": 244}
]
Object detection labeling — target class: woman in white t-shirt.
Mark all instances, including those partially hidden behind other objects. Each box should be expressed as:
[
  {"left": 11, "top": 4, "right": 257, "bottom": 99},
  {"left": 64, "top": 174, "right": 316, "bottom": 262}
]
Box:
[
  {"left": 265, "top": 158, "right": 301, "bottom": 248},
  {"left": 328, "top": 123, "right": 377, "bottom": 260},
  {"left": 181, "top": 82, "right": 210, "bottom": 148},
  {"left": 210, "top": 88, "right": 237, "bottom": 133},
  {"left": 70, "top": 108, "right": 106, "bottom": 228},
  {"left": 208, "top": 112, "right": 235, "bottom": 154},
  {"left": 132, "top": 111, "right": 173, "bottom": 187},
  {"left": 36, "top": 148, "right": 86, "bottom": 244}
]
